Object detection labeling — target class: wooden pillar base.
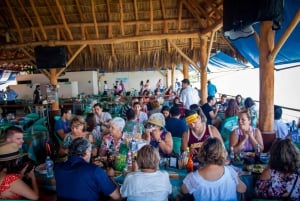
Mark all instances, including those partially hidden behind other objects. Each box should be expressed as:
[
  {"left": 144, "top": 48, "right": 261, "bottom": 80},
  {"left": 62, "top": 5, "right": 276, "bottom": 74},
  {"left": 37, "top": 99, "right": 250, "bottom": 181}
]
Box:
[{"left": 261, "top": 131, "right": 276, "bottom": 153}]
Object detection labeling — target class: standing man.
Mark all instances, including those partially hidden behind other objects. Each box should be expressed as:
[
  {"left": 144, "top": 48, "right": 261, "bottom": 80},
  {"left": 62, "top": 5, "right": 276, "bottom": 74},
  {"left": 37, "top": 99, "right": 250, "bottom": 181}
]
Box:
[
  {"left": 207, "top": 80, "right": 217, "bottom": 97},
  {"left": 33, "top": 85, "right": 41, "bottom": 104},
  {"left": 55, "top": 137, "right": 121, "bottom": 201},
  {"left": 180, "top": 79, "right": 200, "bottom": 109},
  {"left": 5, "top": 86, "right": 18, "bottom": 115},
  {"left": 103, "top": 80, "right": 108, "bottom": 96}
]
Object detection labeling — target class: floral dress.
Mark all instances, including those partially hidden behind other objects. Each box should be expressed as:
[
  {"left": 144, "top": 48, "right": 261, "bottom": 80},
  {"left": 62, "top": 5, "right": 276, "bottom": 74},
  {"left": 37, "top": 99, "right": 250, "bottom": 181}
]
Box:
[{"left": 255, "top": 169, "right": 300, "bottom": 200}]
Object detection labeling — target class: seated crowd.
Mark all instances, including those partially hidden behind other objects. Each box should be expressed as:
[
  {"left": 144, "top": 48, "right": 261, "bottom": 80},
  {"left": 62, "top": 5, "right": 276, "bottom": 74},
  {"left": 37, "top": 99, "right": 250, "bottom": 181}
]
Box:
[{"left": 0, "top": 78, "right": 299, "bottom": 201}]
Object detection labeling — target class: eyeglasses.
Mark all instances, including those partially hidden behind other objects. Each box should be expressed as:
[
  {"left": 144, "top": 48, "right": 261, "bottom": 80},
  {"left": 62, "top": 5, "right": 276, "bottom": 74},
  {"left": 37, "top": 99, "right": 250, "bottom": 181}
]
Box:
[{"left": 145, "top": 124, "right": 155, "bottom": 129}]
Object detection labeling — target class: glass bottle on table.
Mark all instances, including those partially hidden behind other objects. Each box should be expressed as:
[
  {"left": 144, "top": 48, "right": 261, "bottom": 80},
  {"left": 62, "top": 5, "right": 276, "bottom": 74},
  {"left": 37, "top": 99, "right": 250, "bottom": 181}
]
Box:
[
  {"left": 255, "top": 143, "right": 261, "bottom": 162},
  {"left": 186, "top": 147, "right": 194, "bottom": 173},
  {"left": 229, "top": 146, "right": 235, "bottom": 162}
]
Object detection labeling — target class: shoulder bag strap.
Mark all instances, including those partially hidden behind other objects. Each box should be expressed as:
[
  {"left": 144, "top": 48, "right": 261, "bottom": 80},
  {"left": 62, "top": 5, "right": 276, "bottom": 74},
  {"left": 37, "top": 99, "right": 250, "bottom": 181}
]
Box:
[{"left": 287, "top": 173, "right": 298, "bottom": 199}]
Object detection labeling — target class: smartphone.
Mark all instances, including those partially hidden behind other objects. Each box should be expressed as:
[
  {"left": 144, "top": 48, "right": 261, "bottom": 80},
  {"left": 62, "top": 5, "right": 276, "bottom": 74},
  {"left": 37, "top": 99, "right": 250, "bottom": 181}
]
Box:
[{"left": 23, "top": 161, "right": 35, "bottom": 174}]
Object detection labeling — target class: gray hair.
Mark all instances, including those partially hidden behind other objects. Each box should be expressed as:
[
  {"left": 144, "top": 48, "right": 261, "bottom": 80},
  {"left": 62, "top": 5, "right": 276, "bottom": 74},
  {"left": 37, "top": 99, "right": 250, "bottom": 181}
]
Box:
[
  {"left": 111, "top": 117, "right": 125, "bottom": 130},
  {"left": 68, "top": 138, "right": 92, "bottom": 157}
]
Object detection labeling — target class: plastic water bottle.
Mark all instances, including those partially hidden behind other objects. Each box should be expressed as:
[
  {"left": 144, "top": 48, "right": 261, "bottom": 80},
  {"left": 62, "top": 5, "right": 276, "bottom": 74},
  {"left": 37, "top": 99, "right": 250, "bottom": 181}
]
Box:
[
  {"left": 229, "top": 146, "right": 235, "bottom": 161},
  {"left": 45, "top": 156, "right": 54, "bottom": 178}
]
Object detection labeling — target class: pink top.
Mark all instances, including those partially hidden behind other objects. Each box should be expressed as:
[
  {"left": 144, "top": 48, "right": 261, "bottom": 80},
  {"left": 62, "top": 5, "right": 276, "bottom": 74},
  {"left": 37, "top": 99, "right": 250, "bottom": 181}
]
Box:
[{"left": 234, "top": 127, "right": 256, "bottom": 152}]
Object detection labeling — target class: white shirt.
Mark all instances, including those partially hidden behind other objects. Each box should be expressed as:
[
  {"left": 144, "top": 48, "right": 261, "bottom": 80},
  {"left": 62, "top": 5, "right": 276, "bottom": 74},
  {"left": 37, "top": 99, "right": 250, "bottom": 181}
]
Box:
[
  {"left": 274, "top": 119, "right": 289, "bottom": 139},
  {"left": 121, "top": 170, "right": 172, "bottom": 201},
  {"left": 180, "top": 85, "right": 200, "bottom": 109},
  {"left": 183, "top": 166, "right": 239, "bottom": 201}
]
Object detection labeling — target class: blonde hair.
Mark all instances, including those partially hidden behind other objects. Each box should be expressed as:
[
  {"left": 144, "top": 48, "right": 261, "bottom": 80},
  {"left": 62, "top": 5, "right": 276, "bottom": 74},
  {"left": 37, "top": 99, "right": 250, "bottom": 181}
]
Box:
[
  {"left": 198, "top": 138, "right": 226, "bottom": 166},
  {"left": 70, "top": 116, "right": 86, "bottom": 130},
  {"left": 137, "top": 145, "right": 160, "bottom": 170}
]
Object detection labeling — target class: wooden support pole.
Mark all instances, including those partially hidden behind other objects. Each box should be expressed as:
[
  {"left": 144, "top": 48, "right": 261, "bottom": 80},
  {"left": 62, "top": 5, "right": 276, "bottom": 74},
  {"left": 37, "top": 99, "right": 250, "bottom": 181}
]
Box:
[
  {"left": 171, "top": 64, "right": 175, "bottom": 90},
  {"left": 183, "top": 62, "right": 189, "bottom": 79},
  {"left": 200, "top": 36, "right": 208, "bottom": 105},
  {"left": 50, "top": 69, "right": 59, "bottom": 111},
  {"left": 259, "top": 21, "right": 275, "bottom": 132}
]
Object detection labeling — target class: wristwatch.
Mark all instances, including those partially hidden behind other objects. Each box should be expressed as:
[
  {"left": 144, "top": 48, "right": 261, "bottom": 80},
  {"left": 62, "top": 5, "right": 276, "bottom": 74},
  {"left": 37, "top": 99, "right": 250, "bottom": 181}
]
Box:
[{"left": 157, "top": 139, "right": 163, "bottom": 144}]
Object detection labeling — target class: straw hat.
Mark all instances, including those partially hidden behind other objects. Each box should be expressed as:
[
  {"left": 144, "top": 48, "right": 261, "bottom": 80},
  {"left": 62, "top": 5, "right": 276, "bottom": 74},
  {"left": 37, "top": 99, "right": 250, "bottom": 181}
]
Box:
[
  {"left": 0, "top": 143, "right": 27, "bottom": 161},
  {"left": 147, "top": 113, "right": 165, "bottom": 128}
]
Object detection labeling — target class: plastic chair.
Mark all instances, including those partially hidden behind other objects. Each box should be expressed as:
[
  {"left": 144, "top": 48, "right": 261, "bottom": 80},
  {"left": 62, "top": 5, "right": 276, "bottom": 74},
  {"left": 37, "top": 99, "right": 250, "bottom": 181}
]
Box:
[
  {"left": 25, "top": 124, "right": 48, "bottom": 133},
  {"left": 25, "top": 113, "right": 39, "bottom": 120},
  {"left": 33, "top": 116, "right": 47, "bottom": 125},
  {"left": 220, "top": 116, "right": 238, "bottom": 151},
  {"left": 172, "top": 137, "right": 182, "bottom": 155}
]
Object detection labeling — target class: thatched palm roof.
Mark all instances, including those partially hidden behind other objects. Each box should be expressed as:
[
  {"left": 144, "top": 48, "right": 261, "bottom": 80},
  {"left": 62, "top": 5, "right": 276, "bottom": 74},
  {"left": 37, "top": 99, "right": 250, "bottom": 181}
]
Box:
[{"left": 0, "top": 0, "right": 243, "bottom": 72}]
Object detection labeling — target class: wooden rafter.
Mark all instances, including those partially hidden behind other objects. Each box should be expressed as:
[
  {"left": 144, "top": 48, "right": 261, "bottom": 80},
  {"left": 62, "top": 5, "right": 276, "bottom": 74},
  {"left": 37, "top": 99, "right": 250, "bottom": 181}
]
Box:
[
  {"left": 45, "top": 0, "right": 72, "bottom": 54},
  {"left": 178, "top": 0, "right": 183, "bottom": 31},
  {"left": 119, "top": 0, "right": 124, "bottom": 36},
  {"left": 106, "top": 0, "right": 112, "bottom": 38},
  {"left": 269, "top": 9, "right": 300, "bottom": 61},
  {"left": 29, "top": 0, "right": 47, "bottom": 40},
  {"left": 18, "top": 0, "right": 41, "bottom": 41},
  {"left": 167, "top": 39, "right": 199, "bottom": 71},
  {"left": 206, "top": 31, "right": 215, "bottom": 66},
  {"left": 134, "top": 0, "right": 139, "bottom": 35},
  {"left": 5, "top": 0, "right": 23, "bottom": 43},
  {"left": 150, "top": 0, "right": 153, "bottom": 32},
  {"left": 9, "top": 18, "right": 197, "bottom": 33},
  {"left": 56, "top": 44, "right": 87, "bottom": 76},
  {"left": 55, "top": 0, "right": 73, "bottom": 40},
  {"left": 200, "top": 18, "right": 223, "bottom": 35},
  {"left": 91, "top": 0, "right": 99, "bottom": 39},
  {"left": 75, "top": 0, "right": 85, "bottom": 40},
  {"left": 20, "top": 48, "right": 34, "bottom": 60},
  {"left": 3, "top": 32, "right": 201, "bottom": 49},
  {"left": 160, "top": 0, "right": 168, "bottom": 33},
  {"left": 182, "top": 0, "right": 206, "bottom": 27}
]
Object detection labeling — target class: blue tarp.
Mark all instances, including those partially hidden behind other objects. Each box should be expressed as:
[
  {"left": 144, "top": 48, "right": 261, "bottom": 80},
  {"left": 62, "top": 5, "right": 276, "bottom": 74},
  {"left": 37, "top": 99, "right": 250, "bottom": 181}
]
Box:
[
  {"left": 230, "top": 0, "right": 300, "bottom": 68},
  {"left": 207, "top": 51, "right": 250, "bottom": 73}
]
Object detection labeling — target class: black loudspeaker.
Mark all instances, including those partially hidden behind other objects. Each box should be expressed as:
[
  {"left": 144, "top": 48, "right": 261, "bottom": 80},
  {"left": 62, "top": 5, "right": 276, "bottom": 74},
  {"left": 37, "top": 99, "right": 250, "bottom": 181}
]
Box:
[{"left": 34, "top": 46, "right": 67, "bottom": 69}]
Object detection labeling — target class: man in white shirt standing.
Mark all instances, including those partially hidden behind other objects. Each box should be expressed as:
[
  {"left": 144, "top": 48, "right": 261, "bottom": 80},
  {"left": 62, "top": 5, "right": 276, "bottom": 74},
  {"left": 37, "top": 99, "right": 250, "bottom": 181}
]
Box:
[
  {"left": 180, "top": 79, "right": 200, "bottom": 109},
  {"left": 274, "top": 105, "right": 289, "bottom": 139}
]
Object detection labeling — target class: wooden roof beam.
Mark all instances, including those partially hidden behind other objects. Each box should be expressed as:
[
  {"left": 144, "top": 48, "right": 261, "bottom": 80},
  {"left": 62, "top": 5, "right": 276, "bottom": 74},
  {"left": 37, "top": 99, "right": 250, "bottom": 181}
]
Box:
[
  {"left": 178, "top": 0, "right": 183, "bottom": 31},
  {"left": 160, "top": 0, "right": 168, "bottom": 33},
  {"left": 18, "top": 0, "right": 41, "bottom": 41},
  {"left": 75, "top": 0, "right": 85, "bottom": 40},
  {"left": 20, "top": 48, "right": 34, "bottom": 60},
  {"left": 106, "top": 0, "right": 112, "bottom": 38},
  {"left": 119, "top": 0, "right": 124, "bottom": 36},
  {"left": 167, "top": 39, "right": 199, "bottom": 72},
  {"left": 182, "top": 0, "right": 206, "bottom": 27},
  {"left": 134, "top": 0, "right": 139, "bottom": 35},
  {"left": 2, "top": 32, "right": 201, "bottom": 49},
  {"left": 10, "top": 18, "right": 197, "bottom": 33},
  {"left": 150, "top": 0, "right": 153, "bottom": 32},
  {"left": 269, "top": 9, "right": 300, "bottom": 61},
  {"left": 205, "top": 31, "right": 215, "bottom": 66},
  {"left": 55, "top": 0, "right": 73, "bottom": 40},
  {"left": 29, "top": 0, "right": 47, "bottom": 40},
  {"left": 134, "top": 0, "right": 139, "bottom": 54},
  {"left": 45, "top": 0, "right": 72, "bottom": 54},
  {"left": 200, "top": 18, "right": 223, "bottom": 35},
  {"left": 56, "top": 44, "right": 87, "bottom": 76},
  {"left": 5, "top": 0, "right": 23, "bottom": 43},
  {"left": 92, "top": 0, "right": 99, "bottom": 38}
]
